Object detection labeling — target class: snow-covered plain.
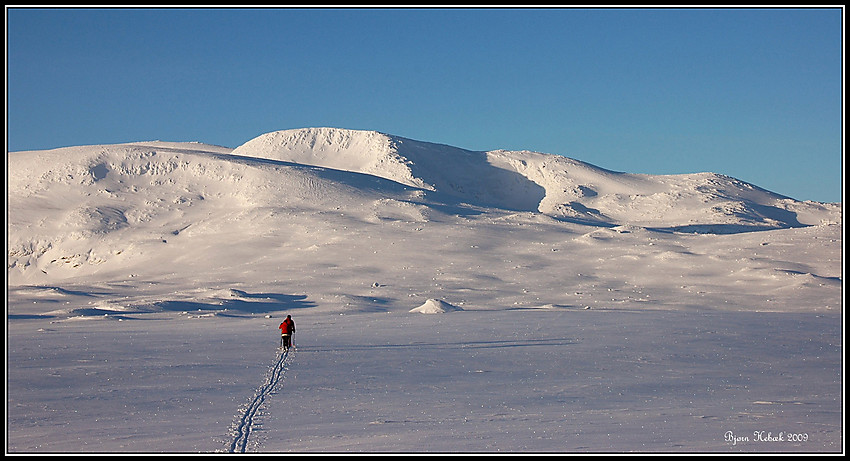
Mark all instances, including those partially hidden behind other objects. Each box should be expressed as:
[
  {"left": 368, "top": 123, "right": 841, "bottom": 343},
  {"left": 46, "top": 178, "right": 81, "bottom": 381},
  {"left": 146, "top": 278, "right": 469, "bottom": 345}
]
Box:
[{"left": 6, "top": 128, "right": 843, "bottom": 453}]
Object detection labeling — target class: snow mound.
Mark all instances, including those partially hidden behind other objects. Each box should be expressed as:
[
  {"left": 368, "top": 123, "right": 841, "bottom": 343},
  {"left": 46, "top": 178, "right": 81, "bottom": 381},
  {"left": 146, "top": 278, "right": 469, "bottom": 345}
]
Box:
[{"left": 409, "top": 299, "right": 463, "bottom": 314}]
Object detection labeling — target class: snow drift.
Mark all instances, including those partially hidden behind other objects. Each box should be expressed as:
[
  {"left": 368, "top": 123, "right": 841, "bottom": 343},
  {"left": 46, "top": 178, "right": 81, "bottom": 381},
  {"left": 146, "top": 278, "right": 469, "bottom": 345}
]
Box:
[{"left": 409, "top": 298, "right": 463, "bottom": 314}]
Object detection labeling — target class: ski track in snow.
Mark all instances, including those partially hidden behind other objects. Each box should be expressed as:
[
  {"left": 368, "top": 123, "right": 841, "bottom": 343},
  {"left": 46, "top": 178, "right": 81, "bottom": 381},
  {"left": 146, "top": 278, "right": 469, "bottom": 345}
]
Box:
[{"left": 228, "top": 348, "right": 290, "bottom": 453}]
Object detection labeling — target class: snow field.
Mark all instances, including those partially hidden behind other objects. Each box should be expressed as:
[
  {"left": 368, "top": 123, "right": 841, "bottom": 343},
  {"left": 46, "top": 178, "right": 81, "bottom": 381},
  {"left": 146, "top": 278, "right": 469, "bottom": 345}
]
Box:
[{"left": 261, "top": 309, "right": 841, "bottom": 452}]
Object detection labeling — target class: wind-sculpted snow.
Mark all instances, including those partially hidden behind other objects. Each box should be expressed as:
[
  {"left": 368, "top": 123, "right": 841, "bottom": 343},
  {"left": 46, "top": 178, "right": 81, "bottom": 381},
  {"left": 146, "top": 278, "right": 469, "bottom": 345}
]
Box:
[{"left": 409, "top": 298, "right": 463, "bottom": 314}]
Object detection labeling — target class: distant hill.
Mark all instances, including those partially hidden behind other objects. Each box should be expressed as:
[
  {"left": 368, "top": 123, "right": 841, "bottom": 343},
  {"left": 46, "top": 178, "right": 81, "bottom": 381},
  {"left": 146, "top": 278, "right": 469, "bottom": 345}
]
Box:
[
  {"left": 8, "top": 128, "right": 840, "bottom": 285},
  {"left": 231, "top": 127, "right": 839, "bottom": 231}
]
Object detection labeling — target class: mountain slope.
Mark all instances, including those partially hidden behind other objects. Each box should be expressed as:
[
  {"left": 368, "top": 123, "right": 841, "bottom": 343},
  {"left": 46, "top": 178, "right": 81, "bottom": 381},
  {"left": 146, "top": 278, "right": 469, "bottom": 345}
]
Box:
[
  {"left": 231, "top": 127, "right": 839, "bottom": 231},
  {"left": 7, "top": 128, "right": 840, "bottom": 291},
  {"left": 7, "top": 139, "right": 429, "bottom": 284}
]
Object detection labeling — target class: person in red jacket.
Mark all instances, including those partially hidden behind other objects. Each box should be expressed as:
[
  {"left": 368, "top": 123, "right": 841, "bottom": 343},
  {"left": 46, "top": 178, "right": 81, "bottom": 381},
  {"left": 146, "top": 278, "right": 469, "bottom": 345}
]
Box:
[{"left": 279, "top": 315, "right": 295, "bottom": 351}]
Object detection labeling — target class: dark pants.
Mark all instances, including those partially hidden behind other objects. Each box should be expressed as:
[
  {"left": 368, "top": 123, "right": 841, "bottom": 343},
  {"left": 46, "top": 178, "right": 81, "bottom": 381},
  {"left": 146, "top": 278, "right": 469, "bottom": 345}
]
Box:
[{"left": 281, "top": 334, "right": 292, "bottom": 348}]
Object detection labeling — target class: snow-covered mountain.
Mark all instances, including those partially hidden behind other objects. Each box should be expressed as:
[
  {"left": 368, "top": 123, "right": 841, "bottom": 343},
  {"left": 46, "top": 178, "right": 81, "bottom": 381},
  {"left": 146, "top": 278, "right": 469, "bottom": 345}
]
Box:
[
  {"left": 7, "top": 126, "right": 841, "bottom": 311},
  {"left": 7, "top": 128, "right": 843, "bottom": 453},
  {"left": 7, "top": 127, "right": 840, "bottom": 289},
  {"left": 231, "top": 127, "right": 838, "bottom": 231}
]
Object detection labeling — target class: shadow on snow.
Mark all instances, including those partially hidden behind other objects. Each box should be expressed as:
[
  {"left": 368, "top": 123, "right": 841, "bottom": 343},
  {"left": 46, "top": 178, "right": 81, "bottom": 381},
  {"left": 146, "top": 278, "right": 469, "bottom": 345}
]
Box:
[
  {"left": 155, "top": 291, "right": 316, "bottom": 315},
  {"left": 300, "top": 337, "right": 578, "bottom": 353}
]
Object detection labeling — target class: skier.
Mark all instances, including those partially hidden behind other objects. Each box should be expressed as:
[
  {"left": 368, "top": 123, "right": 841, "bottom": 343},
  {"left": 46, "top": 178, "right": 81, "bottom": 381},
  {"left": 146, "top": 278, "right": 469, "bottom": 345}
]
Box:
[{"left": 279, "top": 315, "right": 295, "bottom": 351}]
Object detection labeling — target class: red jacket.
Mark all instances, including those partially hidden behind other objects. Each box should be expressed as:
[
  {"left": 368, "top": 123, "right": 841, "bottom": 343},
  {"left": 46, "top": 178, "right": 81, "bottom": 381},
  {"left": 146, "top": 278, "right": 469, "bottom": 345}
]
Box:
[{"left": 279, "top": 318, "right": 295, "bottom": 335}]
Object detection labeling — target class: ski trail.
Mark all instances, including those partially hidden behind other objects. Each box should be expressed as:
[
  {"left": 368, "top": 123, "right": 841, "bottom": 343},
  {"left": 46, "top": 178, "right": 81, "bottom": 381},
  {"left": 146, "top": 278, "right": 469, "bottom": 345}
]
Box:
[{"left": 228, "top": 348, "right": 290, "bottom": 453}]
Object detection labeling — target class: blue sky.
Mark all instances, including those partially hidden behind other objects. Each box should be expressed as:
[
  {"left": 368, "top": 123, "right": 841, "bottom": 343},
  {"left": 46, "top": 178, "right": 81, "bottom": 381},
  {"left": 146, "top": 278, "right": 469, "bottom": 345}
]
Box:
[{"left": 7, "top": 7, "right": 843, "bottom": 202}]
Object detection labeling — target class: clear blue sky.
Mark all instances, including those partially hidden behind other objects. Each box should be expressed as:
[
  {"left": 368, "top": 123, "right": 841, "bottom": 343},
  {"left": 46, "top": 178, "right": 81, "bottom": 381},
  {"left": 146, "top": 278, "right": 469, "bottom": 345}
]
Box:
[{"left": 7, "top": 7, "right": 843, "bottom": 202}]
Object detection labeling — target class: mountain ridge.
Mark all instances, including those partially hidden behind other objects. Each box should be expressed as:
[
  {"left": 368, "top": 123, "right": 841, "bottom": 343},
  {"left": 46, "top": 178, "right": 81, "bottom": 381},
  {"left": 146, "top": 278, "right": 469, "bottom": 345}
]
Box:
[
  {"left": 7, "top": 127, "right": 841, "bottom": 308},
  {"left": 10, "top": 128, "right": 840, "bottom": 236},
  {"left": 229, "top": 127, "right": 839, "bottom": 230}
]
